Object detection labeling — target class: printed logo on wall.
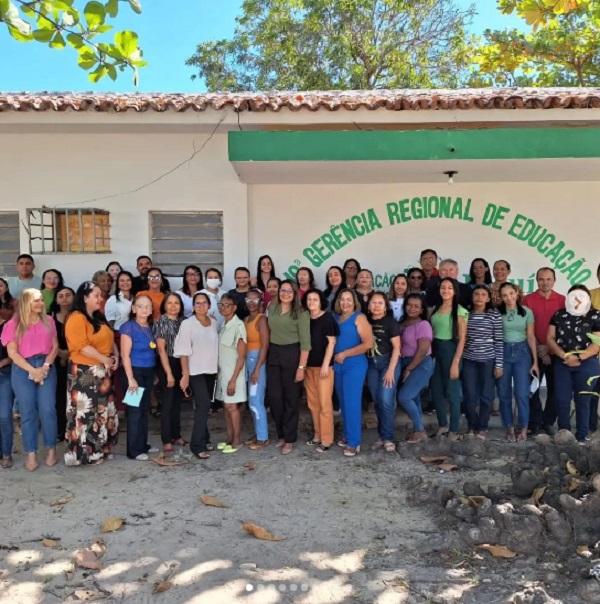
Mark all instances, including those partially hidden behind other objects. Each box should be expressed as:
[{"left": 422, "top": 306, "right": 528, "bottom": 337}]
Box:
[{"left": 282, "top": 196, "right": 592, "bottom": 294}]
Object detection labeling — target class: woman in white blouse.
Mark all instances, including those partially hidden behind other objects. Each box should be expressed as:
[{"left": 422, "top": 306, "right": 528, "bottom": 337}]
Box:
[{"left": 105, "top": 271, "right": 134, "bottom": 331}]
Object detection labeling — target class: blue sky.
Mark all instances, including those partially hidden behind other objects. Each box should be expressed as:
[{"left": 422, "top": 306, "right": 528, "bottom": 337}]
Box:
[{"left": 0, "top": 1, "right": 523, "bottom": 92}]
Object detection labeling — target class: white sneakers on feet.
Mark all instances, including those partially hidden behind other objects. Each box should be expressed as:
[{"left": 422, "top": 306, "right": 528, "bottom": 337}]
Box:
[
  {"left": 147, "top": 446, "right": 159, "bottom": 454},
  {"left": 135, "top": 453, "right": 149, "bottom": 461}
]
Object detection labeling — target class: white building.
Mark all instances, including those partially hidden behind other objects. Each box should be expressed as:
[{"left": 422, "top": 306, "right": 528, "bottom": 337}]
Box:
[{"left": 0, "top": 88, "right": 599, "bottom": 294}]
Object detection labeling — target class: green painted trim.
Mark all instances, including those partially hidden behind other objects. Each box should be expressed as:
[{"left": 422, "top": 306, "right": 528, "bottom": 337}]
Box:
[{"left": 228, "top": 128, "right": 600, "bottom": 161}]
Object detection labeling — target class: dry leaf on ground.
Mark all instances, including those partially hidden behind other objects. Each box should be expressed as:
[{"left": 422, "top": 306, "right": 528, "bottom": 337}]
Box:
[
  {"left": 530, "top": 486, "right": 547, "bottom": 506},
  {"left": 100, "top": 517, "right": 125, "bottom": 533},
  {"left": 477, "top": 544, "right": 517, "bottom": 559},
  {"left": 567, "top": 477, "right": 584, "bottom": 493},
  {"left": 200, "top": 495, "right": 228, "bottom": 508},
  {"left": 90, "top": 539, "right": 107, "bottom": 558},
  {"left": 419, "top": 455, "right": 449, "bottom": 464},
  {"left": 242, "top": 522, "right": 285, "bottom": 541},
  {"left": 73, "top": 548, "right": 102, "bottom": 570},
  {"left": 50, "top": 495, "right": 73, "bottom": 507},
  {"left": 468, "top": 496, "right": 487, "bottom": 508},
  {"left": 152, "top": 580, "right": 173, "bottom": 593},
  {"left": 438, "top": 463, "right": 458, "bottom": 472},
  {"left": 42, "top": 538, "right": 61, "bottom": 549},
  {"left": 152, "top": 456, "right": 186, "bottom": 467},
  {"left": 566, "top": 460, "right": 579, "bottom": 476},
  {"left": 243, "top": 461, "right": 256, "bottom": 471},
  {"left": 577, "top": 545, "right": 593, "bottom": 558}
]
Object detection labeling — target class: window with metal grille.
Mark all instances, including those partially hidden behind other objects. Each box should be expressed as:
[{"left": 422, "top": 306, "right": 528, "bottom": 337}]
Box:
[
  {"left": 0, "top": 212, "right": 20, "bottom": 276},
  {"left": 150, "top": 211, "right": 223, "bottom": 277},
  {"left": 26, "top": 207, "right": 111, "bottom": 254}
]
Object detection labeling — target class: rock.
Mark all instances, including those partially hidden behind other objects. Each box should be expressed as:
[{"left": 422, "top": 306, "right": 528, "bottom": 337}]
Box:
[
  {"left": 486, "top": 485, "right": 506, "bottom": 501},
  {"left": 541, "top": 505, "right": 572, "bottom": 547},
  {"left": 445, "top": 497, "right": 476, "bottom": 523},
  {"left": 554, "top": 430, "right": 577, "bottom": 446},
  {"left": 475, "top": 497, "right": 494, "bottom": 519},
  {"left": 534, "top": 434, "right": 553, "bottom": 446},
  {"left": 477, "top": 516, "right": 500, "bottom": 543},
  {"left": 512, "top": 585, "right": 561, "bottom": 604},
  {"left": 559, "top": 493, "right": 584, "bottom": 514},
  {"left": 521, "top": 504, "right": 544, "bottom": 518},
  {"left": 512, "top": 468, "right": 546, "bottom": 498},
  {"left": 463, "top": 481, "right": 486, "bottom": 497},
  {"left": 579, "top": 580, "right": 600, "bottom": 602},
  {"left": 502, "top": 513, "right": 545, "bottom": 554}
]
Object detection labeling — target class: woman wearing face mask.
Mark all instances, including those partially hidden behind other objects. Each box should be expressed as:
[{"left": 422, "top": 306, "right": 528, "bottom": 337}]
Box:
[
  {"left": 201, "top": 268, "right": 226, "bottom": 328},
  {"left": 343, "top": 258, "right": 361, "bottom": 290},
  {"left": 51, "top": 286, "right": 75, "bottom": 443},
  {"left": 64, "top": 282, "right": 119, "bottom": 466},
  {"left": 355, "top": 269, "right": 375, "bottom": 315},
  {"left": 244, "top": 289, "right": 270, "bottom": 449},
  {"left": 367, "top": 292, "right": 401, "bottom": 452},
  {"left": 497, "top": 282, "right": 538, "bottom": 442},
  {"left": 388, "top": 274, "right": 408, "bottom": 322},
  {"left": 40, "top": 269, "right": 65, "bottom": 313},
  {"left": 323, "top": 266, "right": 346, "bottom": 311},
  {"left": 120, "top": 294, "right": 158, "bottom": 460},
  {"left": 547, "top": 285, "right": 600, "bottom": 443},
  {"left": 178, "top": 265, "right": 204, "bottom": 319}
]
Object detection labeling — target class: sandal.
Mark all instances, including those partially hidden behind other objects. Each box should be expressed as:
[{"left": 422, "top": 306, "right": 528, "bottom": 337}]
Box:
[
  {"left": 281, "top": 443, "right": 294, "bottom": 455},
  {"left": 337, "top": 438, "right": 348, "bottom": 448},
  {"left": 436, "top": 426, "right": 449, "bottom": 437},
  {"left": 172, "top": 438, "right": 188, "bottom": 446},
  {"left": 505, "top": 428, "right": 516, "bottom": 443},
  {"left": 343, "top": 446, "right": 360, "bottom": 457},
  {"left": 476, "top": 431, "right": 487, "bottom": 441},
  {"left": 216, "top": 442, "right": 228, "bottom": 450},
  {"left": 406, "top": 431, "right": 427, "bottom": 444},
  {"left": 194, "top": 451, "right": 210, "bottom": 459},
  {"left": 275, "top": 439, "right": 285, "bottom": 448},
  {"left": 383, "top": 441, "right": 396, "bottom": 453},
  {"left": 516, "top": 429, "right": 527, "bottom": 442},
  {"left": 222, "top": 444, "right": 240, "bottom": 454},
  {"left": 248, "top": 439, "right": 270, "bottom": 450},
  {"left": 163, "top": 444, "right": 174, "bottom": 454},
  {"left": 244, "top": 437, "right": 257, "bottom": 446},
  {"left": 371, "top": 439, "right": 384, "bottom": 450},
  {"left": 448, "top": 432, "right": 461, "bottom": 442},
  {"left": 306, "top": 438, "right": 320, "bottom": 446},
  {"left": 315, "top": 444, "right": 331, "bottom": 454}
]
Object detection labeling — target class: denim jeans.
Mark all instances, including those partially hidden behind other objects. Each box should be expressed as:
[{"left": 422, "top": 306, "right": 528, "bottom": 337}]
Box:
[
  {"left": 397, "top": 356, "right": 432, "bottom": 433},
  {"left": 431, "top": 339, "right": 462, "bottom": 433},
  {"left": 11, "top": 355, "right": 57, "bottom": 453},
  {"left": 554, "top": 356, "right": 600, "bottom": 441},
  {"left": 498, "top": 341, "right": 532, "bottom": 430},
  {"left": 246, "top": 349, "right": 268, "bottom": 441},
  {"left": 529, "top": 356, "right": 557, "bottom": 431},
  {"left": 126, "top": 366, "right": 155, "bottom": 459},
  {"left": 462, "top": 358, "right": 495, "bottom": 431},
  {"left": 367, "top": 353, "right": 401, "bottom": 441},
  {"left": 0, "top": 365, "right": 14, "bottom": 457}
]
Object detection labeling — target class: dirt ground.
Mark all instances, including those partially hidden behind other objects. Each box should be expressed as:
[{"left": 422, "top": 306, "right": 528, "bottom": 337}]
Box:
[{"left": 0, "top": 404, "right": 588, "bottom": 604}]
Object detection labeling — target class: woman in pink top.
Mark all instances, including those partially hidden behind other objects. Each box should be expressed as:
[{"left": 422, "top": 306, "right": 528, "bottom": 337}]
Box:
[{"left": 1, "top": 288, "right": 58, "bottom": 471}]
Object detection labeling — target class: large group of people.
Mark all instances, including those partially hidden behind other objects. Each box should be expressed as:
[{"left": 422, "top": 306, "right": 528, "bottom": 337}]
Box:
[{"left": 0, "top": 249, "right": 599, "bottom": 471}]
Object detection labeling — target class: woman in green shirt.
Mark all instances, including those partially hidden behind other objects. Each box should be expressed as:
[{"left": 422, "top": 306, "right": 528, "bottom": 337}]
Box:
[
  {"left": 430, "top": 278, "right": 467, "bottom": 440},
  {"left": 267, "top": 279, "right": 311, "bottom": 455},
  {"left": 498, "top": 282, "right": 538, "bottom": 442},
  {"left": 40, "top": 269, "right": 64, "bottom": 313}
]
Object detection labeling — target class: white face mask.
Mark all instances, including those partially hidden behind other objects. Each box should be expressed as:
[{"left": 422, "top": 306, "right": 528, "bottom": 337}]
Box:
[
  {"left": 206, "top": 278, "right": 221, "bottom": 289},
  {"left": 566, "top": 290, "right": 591, "bottom": 317}
]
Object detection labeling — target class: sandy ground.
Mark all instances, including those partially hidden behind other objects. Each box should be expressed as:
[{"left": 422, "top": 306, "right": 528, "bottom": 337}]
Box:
[{"left": 0, "top": 404, "right": 580, "bottom": 604}]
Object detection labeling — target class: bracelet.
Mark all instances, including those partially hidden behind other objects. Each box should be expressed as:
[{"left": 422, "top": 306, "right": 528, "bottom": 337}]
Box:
[{"left": 298, "top": 365, "right": 305, "bottom": 370}]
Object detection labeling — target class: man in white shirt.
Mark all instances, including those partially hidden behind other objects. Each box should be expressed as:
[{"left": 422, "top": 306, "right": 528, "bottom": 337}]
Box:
[{"left": 7, "top": 254, "right": 41, "bottom": 298}]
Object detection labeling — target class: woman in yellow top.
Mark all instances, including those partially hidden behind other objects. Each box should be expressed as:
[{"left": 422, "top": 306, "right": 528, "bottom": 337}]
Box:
[{"left": 64, "top": 281, "right": 119, "bottom": 466}]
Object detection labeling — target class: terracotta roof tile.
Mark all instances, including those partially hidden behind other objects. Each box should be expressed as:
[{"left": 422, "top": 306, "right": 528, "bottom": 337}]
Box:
[{"left": 1, "top": 88, "right": 600, "bottom": 113}]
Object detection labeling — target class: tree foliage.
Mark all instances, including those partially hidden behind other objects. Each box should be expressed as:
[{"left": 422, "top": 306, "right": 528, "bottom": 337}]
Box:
[
  {"left": 0, "top": 0, "right": 146, "bottom": 83},
  {"left": 470, "top": 0, "right": 600, "bottom": 86},
  {"left": 187, "top": 0, "right": 475, "bottom": 91}
]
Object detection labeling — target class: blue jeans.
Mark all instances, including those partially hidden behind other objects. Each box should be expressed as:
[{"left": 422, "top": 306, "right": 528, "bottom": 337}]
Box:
[
  {"left": 498, "top": 341, "right": 531, "bottom": 429},
  {"left": 462, "top": 358, "right": 495, "bottom": 431},
  {"left": 367, "top": 354, "right": 400, "bottom": 441},
  {"left": 11, "top": 355, "right": 57, "bottom": 453},
  {"left": 0, "top": 365, "right": 14, "bottom": 457},
  {"left": 397, "top": 356, "right": 432, "bottom": 432},
  {"left": 246, "top": 349, "right": 268, "bottom": 441},
  {"left": 334, "top": 356, "right": 367, "bottom": 448},
  {"left": 126, "top": 366, "right": 155, "bottom": 458},
  {"left": 554, "top": 356, "right": 600, "bottom": 441}
]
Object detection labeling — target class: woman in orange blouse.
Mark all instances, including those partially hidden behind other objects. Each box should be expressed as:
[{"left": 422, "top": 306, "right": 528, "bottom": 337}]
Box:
[
  {"left": 139, "top": 267, "right": 166, "bottom": 321},
  {"left": 64, "top": 281, "right": 119, "bottom": 466}
]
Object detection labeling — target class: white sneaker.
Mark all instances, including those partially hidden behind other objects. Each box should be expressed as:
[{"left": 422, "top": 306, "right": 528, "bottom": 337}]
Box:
[
  {"left": 135, "top": 453, "right": 149, "bottom": 461},
  {"left": 147, "top": 446, "right": 159, "bottom": 453}
]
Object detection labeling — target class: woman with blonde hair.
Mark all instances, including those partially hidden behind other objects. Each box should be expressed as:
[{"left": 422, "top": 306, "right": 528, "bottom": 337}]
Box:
[{"left": 1, "top": 288, "right": 58, "bottom": 471}]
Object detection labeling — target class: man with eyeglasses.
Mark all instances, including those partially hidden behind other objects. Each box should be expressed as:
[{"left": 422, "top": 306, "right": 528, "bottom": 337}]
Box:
[{"left": 227, "top": 267, "right": 251, "bottom": 320}]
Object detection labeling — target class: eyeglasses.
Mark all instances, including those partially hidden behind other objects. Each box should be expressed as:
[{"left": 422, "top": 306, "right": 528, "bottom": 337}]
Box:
[
  {"left": 148, "top": 275, "right": 161, "bottom": 281},
  {"left": 194, "top": 300, "right": 209, "bottom": 306},
  {"left": 245, "top": 297, "right": 261, "bottom": 303},
  {"left": 279, "top": 289, "right": 294, "bottom": 294},
  {"left": 218, "top": 302, "right": 234, "bottom": 308}
]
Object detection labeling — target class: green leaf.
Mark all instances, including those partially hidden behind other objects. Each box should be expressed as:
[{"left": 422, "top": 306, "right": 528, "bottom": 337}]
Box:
[
  {"left": 49, "top": 31, "right": 66, "bottom": 48},
  {"left": 67, "top": 32, "right": 85, "bottom": 48},
  {"left": 4, "top": 2, "right": 32, "bottom": 36},
  {"left": 88, "top": 64, "right": 108, "bottom": 82},
  {"left": 84, "top": 0, "right": 105, "bottom": 30},
  {"left": 95, "top": 23, "right": 113, "bottom": 33},
  {"left": 7, "top": 23, "right": 33, "bottom": 41},
  {"left": 105, "top": 0, "right": 118, "bottom": 17},
  {"left": 0, "top": 0, "right": 9, "bottom": 16},
  {"left": 77, "top": 47, "right": 97, "bottom": 69},
  {"left": 114, "top": 29, "right": 138, "bottom": 56},
  {"left": 128, "top": 0, "right": 142, "bottom": 15},
  {"left": 106, "top": 63, "right": 117, "bottom": 80},
  {"left": 32, "top": 29, "right": 54, "bottom": 42}
]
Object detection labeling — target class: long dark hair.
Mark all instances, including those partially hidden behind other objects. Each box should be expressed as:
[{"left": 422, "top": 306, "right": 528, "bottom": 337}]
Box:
[
  {"left": 388, "top": 273, "right": 408, "bottom": 301},
  {"left": 255, "top": 255, "right": 276, "bottom": 292},
  {"left": 70, "top": 281, "right": 108, "bottom": 333},
  {"left": 0, "top": 277, "right": 14, "bottom": 309},
  {"left": 115, "top": 270, "right": 134, "bottom": 302},
  {"left": 159, "top": 292, "right": 184, "bottom": 319},
  {"left": 431, "top": 278, "right": 460, "bottom": 340},
  {"left": 497, "top": 282, "right": 526, "bottom": 317},
  {"left": 147, "top": 267, "right": 169, "bottom": 294},
  {"left": 323, "top": 265, "right": 346, "bottom": 309},
  {"left": 41, "top": 268, "right": 65, "bottom": 291},
  {"left": 296, "top": 266, "right": 315, "bottom": 290},
  {"left": 181, "top": 265, "right": 204, "bottom": 296},
  {"left": 469, "top": 284, "right": 494, "bottom": 313},
  {"left": 469, "top": 258, "right": 492, "bottom": 285},
  {"left": 401, "top": 293, "right": 428, "bottom": 322},
  {"left": 50, "top": 286, "right": 75, "bottom": 316},
  {"left": 277, "top": 279, "right": 302, "bottom": 319}
]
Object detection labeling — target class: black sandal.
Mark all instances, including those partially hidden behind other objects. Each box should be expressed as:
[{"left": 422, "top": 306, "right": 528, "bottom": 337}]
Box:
[
  {"left": 315, "top": 445, "right": 330, "bottom": 454},
  {"left": 194, "top": 451, "right": 210, "bottom": 459}
]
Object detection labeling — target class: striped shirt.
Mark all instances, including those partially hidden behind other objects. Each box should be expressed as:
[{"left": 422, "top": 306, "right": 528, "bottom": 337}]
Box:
[
  {"left": 153, "top": 315, "right": 182, "bottom": 357},
  {"left": 463, "top": 310, "right": 504, "bottom": 368}
]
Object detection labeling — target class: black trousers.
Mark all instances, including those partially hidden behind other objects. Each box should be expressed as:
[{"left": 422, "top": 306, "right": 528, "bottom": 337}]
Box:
[
  {"left": 189, "top": 373, "right": 215, "bottom": 454},
  {"left": 529, "top": 357, "right": 557, "bottom": 430},
  {"left": 126, "top": 366, "right": 154, "bottom": 458},
  {"left": 267, "top": 343, "right": 301, "bottom": 443},
  {"left": 159, "top": 356, "right": 183, "bottom": 445}
]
